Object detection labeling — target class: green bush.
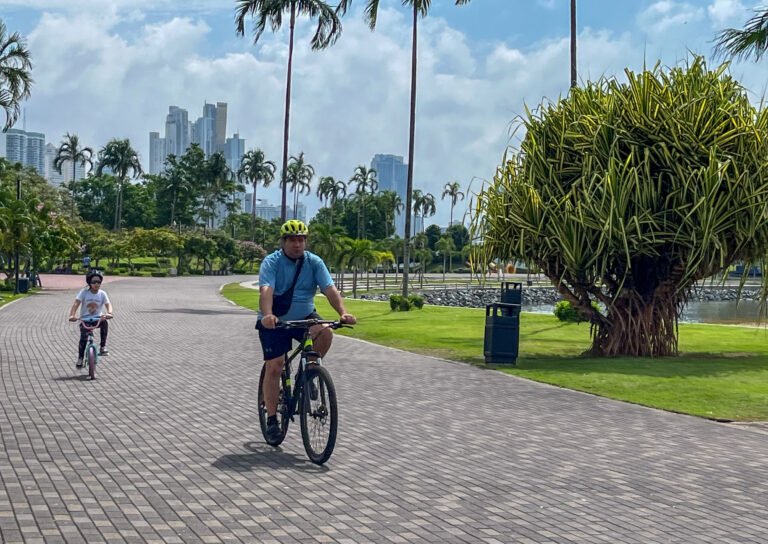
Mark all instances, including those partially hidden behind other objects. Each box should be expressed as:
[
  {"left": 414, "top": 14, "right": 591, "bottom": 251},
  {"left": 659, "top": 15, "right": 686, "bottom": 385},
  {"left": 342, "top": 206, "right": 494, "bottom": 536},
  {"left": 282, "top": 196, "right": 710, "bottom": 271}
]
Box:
[
  {"left": 151, "top": 271, "right": 168, "bottom": 277},
  {"left": 157, "top": 258, "right": 171, "bottom": 266},
  {"left": 389, "top": 294, "right": 404, "bottom": 311},
  {"left": 407, "top": 294, "right": 424, "bottom": 309},
  {"left": 553, "top": 300, "right": 598, "bottom": 323}
]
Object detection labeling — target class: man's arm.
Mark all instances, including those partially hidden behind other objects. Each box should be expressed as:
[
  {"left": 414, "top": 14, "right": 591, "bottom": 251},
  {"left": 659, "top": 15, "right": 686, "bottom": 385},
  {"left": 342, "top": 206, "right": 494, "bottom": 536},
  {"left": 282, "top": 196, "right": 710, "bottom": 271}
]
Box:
[
  {"left": 259, "top": 285, "right": 278, "bottom": 328},
  {"left": 322, "top": 285, "right": 356, "bottom": 324}
]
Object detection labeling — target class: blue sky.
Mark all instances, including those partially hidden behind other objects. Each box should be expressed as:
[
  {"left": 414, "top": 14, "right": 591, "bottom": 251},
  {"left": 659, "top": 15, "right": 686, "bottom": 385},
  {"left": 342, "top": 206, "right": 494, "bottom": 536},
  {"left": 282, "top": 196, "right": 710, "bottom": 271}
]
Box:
[{"left": 1, "top": 0, "right": 765, "bottom": 225}]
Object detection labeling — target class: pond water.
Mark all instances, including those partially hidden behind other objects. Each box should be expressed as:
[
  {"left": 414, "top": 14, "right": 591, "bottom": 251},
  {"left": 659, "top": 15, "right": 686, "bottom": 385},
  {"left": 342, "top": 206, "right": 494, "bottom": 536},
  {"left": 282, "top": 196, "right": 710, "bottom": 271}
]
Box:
[{"left": 522, "top": 299, "right": 767, "bottom": 325}]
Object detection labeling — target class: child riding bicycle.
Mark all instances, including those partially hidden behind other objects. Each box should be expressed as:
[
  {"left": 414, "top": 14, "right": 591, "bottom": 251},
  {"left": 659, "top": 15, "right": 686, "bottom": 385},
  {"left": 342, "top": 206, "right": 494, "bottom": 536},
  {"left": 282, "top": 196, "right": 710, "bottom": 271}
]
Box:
[{"left": 68, "top": 270, "right": 113, "bottom": 368}]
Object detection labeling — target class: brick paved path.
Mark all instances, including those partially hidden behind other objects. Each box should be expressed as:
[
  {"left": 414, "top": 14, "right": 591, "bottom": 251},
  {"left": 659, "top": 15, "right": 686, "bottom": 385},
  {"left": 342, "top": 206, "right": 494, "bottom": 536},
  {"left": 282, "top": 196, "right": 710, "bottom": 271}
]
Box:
[{"left": 2, "top": 276, "right": 768, "bottom": 543}]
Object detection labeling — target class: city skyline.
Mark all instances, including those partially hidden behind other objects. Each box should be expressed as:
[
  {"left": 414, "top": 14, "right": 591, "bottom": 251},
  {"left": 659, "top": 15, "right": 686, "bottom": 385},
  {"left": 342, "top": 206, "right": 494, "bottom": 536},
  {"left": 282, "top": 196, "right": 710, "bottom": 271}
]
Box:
[{"left": 2, "top": 1, "right": 765, "bottom": 225}]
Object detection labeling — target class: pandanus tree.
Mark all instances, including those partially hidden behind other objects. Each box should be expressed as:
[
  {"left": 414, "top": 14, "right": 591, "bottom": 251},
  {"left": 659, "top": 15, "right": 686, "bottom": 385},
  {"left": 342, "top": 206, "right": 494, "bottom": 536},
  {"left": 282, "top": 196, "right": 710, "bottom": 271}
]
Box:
[
  {"left": 53, "top": 133, "right": 93, "bottom": 218},
  {"left": 235, "top": 0, "right": 343, "bottom": 222},
  {"left": 336, "top": 0, "right": 471, "bottom": 296},
  {"left": 0, "top": 20, "right": 32, "bottom": 131},
  {"left": 472, "top": 58, "right": 768, "bottom": 357},
  {"left": 95, "top": 138, "right": 142, "bottom": 231}
]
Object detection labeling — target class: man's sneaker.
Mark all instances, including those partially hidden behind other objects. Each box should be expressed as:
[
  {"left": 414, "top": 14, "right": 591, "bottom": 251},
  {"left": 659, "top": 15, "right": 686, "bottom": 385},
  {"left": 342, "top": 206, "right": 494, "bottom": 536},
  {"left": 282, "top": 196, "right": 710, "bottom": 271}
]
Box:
[
  {"left": 265, "top": 418, "right": 282, "bottom": 443},
  {"left": 76, "top": 360, "right": 83, "bottom": 368},
  {"left": 99, "top": 347, "right": 109, "bottom": 356}
]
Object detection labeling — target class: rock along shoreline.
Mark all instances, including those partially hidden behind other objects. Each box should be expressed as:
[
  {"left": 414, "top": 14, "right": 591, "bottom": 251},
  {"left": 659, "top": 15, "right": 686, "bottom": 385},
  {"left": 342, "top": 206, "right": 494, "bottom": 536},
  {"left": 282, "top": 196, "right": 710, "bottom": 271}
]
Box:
[{"left": 358, "top": 286, "right": 764, "bottom": 309}]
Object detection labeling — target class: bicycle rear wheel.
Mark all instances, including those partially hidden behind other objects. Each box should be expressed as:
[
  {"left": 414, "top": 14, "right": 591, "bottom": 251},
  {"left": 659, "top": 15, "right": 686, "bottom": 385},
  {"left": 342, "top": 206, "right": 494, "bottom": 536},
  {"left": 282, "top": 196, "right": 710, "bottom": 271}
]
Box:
[
  {"left": 87, "top": 345, "right": 97, "bottom": 380},
  {"left": 300, "top": 364, "right": 338, "bottom": 465},
  {"left": 258, "top": 364, "right": 290, "bottom": 446}
]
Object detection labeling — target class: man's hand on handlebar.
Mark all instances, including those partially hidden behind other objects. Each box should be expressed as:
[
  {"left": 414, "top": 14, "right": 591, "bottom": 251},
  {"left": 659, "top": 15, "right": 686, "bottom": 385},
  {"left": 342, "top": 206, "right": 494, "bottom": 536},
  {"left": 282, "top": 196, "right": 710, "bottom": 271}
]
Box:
[
  {"left": 340, "top": 313, "right": 356, "bottom": 325},
  {"left": 261, "top": 314, "right": 278, "bottom": 329}
]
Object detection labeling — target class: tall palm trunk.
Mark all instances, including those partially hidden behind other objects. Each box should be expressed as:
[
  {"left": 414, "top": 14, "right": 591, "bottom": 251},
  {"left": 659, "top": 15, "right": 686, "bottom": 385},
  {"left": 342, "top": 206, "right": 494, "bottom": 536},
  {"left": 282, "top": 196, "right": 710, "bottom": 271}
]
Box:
[
  {"left": 279, "top": 2, "right": 296, "bottom": 222},
  {"left": 402, "top": 5, "right": 418, "bottom": 298},
  {"left": 570, "top": 0, "right": 577, "bottom": 88},
  {"left": 71, "top": 161, "right": 77, "bottom": 218}
]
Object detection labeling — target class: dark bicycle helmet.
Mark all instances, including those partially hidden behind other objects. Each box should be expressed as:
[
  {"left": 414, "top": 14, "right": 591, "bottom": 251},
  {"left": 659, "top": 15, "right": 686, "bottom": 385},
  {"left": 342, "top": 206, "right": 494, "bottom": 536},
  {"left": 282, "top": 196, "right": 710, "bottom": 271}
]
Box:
[
  {"left": 86, "top": 270, "right": 103, "bottom": 285},
  {"left": 280, "top": 219, "right": 309, "bottom": 237}
]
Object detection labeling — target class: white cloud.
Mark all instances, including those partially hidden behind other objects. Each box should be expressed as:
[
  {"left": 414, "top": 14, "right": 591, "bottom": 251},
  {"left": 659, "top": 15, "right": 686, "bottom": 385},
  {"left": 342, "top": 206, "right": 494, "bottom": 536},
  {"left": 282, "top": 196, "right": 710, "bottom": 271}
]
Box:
[
  {"left": 708, "top": 0, "right": 747, "bottom": 28},
  {"left": 637, "top": 1, "right": 706, "bottom": 35},
  {"left": 14, "top": 2, "right": 768, "bottom": 227}
]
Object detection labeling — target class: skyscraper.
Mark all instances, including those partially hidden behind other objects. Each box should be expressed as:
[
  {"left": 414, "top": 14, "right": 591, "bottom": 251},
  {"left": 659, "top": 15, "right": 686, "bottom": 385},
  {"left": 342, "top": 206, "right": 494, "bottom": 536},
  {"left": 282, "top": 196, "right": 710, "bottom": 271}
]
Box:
[
  {"left": 0, "top": 128, "right": 46, "bottom": 175},
  {"left": 371, "top": 153, "right": 409, "bottom": 236},
  {"left": 149, "top": 132, "right": 166, "bottom": 174},
  {"left": 165, "top": 106, "right": 190, "bottom": 158},
  {"left": 215, "top": 102, "right": 228, "bottom": 153}
]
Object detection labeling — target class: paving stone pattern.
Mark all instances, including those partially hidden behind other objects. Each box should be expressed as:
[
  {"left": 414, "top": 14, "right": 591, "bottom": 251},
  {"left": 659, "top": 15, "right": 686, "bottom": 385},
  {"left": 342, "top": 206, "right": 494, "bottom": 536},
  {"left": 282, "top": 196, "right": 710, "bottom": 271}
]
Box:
[{"left": 1, "top": 276, "right": 768, "bottom": 543}]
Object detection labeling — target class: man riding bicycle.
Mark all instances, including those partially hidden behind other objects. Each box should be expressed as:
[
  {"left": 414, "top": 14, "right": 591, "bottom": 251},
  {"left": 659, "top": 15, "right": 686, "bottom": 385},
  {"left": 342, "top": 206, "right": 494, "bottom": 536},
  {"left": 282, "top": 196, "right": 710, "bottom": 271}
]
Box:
[{"left": 256, "top": 220, "right": 356, "bottom": 443}]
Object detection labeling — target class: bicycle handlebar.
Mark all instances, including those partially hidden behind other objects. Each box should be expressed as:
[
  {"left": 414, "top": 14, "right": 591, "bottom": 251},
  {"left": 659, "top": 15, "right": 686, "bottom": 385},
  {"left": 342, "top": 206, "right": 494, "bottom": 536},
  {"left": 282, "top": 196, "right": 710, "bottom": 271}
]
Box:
[
  {"left": 70, "top": 314, "right": 113, "bottom": 329},
  {"left": 276, "top": 319, "right": 352, "bottom": 330}
]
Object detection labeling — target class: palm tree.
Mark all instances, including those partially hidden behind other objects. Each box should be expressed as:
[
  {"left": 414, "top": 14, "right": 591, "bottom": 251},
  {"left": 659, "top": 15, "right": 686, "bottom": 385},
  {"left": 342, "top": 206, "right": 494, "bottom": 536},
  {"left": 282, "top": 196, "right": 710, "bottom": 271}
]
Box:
[
  {"left": 441, "top": 181, "right": 464, "bottom": 228},
  {"left": 286, "top": 152, "right": 314, "bottom": 219},
  {"left": 436, "top": 235, "right": 455, "bottom": 281},
  {"left": 349, "top": 165, "right": 377, "bottom": 239},
  {"left": 379, "top": 189, "right": 403, "bottom": 239},
  {"left": 340, "top": 238, "right": 376, "bottom": 298},
  {"left": 714, "top": 7, "right": 768, "bottom": 62},
  {"left": 95, "top": 139, "right": 142, "bottom": 231},
  {"left": 203, "top": 152, "right": 234, "bottom": 229},
  {"left": 0, "top": 20, "right": 32, "bottom": 131},
  {"left": 337, "top": 0, "right": 471, "bottom": 296},
  {"left": 53, "top": 133, "right": 94, "bottom": 218},
  {"left": 238, "top": 148, "right": 276, "bottom": 229},
  {"left": 412, "top": 190, "right": 435, "bottom": 233},
  {"left": 235, "top": 0, "right": 344, "bottom": 222},
  {"left": 319, "top": 176, "right": 347, "bottom": 228}
]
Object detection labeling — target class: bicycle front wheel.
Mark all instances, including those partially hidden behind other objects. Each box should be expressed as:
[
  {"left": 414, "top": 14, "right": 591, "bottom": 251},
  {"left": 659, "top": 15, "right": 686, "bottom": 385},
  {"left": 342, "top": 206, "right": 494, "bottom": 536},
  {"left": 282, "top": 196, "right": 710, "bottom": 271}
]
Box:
[
  {"left": 258, "top": 364, "right": 290, "bottom": 446},
  {"left": 300, "top": 364, "right": 338, "bottom": 465},
  {"left": 87, "top": 346, "right": 97, "bottom": 380}
]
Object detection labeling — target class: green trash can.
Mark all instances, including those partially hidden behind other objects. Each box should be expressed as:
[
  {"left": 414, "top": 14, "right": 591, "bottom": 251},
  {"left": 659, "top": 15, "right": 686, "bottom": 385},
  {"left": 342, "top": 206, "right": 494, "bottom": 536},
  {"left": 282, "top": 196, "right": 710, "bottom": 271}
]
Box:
[
  {"left": 17, "top": 277, "right": 30, "bottom": 293},
  {"left": 500, "top": 282, "right": 522, "bottom": 306},
  {"left": 484, "top": 302, "right": 520, "bottom": 365}
]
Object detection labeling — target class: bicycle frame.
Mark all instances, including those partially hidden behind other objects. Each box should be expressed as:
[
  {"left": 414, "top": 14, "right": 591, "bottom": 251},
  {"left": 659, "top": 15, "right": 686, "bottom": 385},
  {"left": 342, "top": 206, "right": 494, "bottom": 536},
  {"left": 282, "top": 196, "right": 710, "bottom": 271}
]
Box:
[{"left": 281, "top": 328, "right": 323, "bottom": 422}]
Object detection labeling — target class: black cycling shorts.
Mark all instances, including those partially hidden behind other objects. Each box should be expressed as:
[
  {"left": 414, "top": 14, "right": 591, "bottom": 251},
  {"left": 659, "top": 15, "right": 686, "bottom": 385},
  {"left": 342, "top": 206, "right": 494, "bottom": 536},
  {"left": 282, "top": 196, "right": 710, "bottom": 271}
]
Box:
[{"left": 256, "top": 311, "right": 321, "bottom": 360}]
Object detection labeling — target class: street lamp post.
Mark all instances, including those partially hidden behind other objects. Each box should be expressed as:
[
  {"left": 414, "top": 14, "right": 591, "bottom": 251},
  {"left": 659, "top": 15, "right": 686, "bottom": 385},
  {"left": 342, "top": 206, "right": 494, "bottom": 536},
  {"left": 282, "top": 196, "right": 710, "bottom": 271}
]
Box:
[{"left": 13, "top": 169, "right": 21, "bottom": 295}]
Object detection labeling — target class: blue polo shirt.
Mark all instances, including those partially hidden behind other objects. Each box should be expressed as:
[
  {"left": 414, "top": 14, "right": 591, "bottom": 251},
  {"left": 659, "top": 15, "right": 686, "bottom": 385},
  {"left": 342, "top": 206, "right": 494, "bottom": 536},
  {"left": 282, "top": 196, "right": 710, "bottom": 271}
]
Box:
[{"left": 258, "top": 250, "right": 334, "bottom": 320}]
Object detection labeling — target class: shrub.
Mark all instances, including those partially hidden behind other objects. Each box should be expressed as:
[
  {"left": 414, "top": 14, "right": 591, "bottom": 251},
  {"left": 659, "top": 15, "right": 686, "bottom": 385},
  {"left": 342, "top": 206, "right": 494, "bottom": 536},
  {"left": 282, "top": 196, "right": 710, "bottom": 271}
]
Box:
[
  {"left": 389, "top": 294, "right": 404, "bottom": 311},
  {"left": 407, "top": 294, "right": 424, "bottom": 309},
  {"left": 553, "top": 300, "right": 598, "bottom": 323},
  {"left": 151, "top": 271, "right": 168, "bottom": 277}
]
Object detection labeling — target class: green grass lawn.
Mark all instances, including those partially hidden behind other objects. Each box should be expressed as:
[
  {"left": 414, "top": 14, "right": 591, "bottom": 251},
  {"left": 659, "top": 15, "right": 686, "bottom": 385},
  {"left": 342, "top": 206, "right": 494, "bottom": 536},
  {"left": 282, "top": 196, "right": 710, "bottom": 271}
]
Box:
[
  {"left": 221, "top": 283, "right": 768, "bottom": 422},
  {"left": 0, "top": 292, "right": 29, "bottom": 309}
]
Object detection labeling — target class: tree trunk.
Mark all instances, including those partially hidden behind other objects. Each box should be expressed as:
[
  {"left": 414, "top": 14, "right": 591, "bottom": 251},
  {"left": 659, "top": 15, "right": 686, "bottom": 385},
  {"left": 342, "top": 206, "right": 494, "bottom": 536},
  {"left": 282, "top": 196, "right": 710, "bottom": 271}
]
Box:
[
  {"left": 570, "top": 0, "right": 577, "bottom": 88},
  {"left": 279, "top": 2, "right": 296, "bottom": 222},
  {"left": 590, "top": 291, "right": 680, "bottom": 357},
  {"left": 402, "top": 5, "right": 418, "bottom": 298}
]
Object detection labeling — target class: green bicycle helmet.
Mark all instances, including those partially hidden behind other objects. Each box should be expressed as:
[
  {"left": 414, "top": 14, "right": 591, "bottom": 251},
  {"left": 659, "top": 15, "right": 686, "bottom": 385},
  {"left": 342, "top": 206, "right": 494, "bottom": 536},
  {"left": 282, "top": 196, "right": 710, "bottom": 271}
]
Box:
[{"left": 280, "top": 219, "right": 309, "bottom": 237}]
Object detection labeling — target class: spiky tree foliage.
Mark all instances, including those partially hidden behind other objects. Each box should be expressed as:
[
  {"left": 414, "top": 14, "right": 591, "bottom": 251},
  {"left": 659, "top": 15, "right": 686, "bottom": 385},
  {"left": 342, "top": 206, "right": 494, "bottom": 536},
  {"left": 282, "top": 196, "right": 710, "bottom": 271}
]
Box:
[
  {"left": 235, "top": 0, "right": 343, "bottom": 221},
  {"left": 473, "top": 58, "right": 768, "bottom": 357},
  {"left": 714, "top": 7, "right": 768, "bottom": 62},
  {"left": 53, "top": 133, "right": 93, "bottom": 218},
  {"left": 336, "top": 0, "right": 471, "bottom": 297},
  {"left": 0, "top": 20, "right": 32, "bottom": 131},
  {"left": 95, "top": 138, "right": 142, "bottom": 231}
]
